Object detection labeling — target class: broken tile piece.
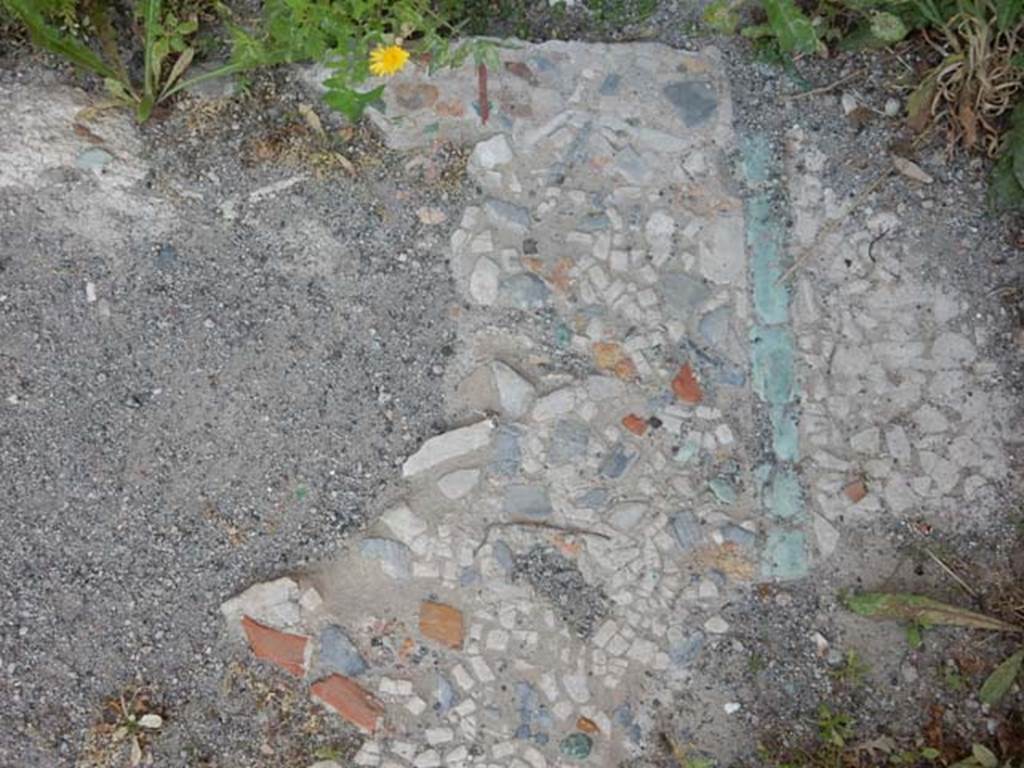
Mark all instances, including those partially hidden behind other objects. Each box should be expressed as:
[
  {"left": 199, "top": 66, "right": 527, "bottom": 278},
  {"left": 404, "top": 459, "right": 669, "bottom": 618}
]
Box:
[
  {"left": 843, "top": 479, "right": 867, "bottom": 503},
  {"left": 310, "top": 674, "right": 384, "bottom": 733},
  {"left": 420, "top": 601, "right": 465, "bottom": 649},
  {"left": 241, "top": 615, "right": 309, "bottom": 677},
  {"left": 672, "top": 363, "right": 703, "bottom": 404},
  {"left": 622, "top": 414, "right": 648, "bottom": 436}
]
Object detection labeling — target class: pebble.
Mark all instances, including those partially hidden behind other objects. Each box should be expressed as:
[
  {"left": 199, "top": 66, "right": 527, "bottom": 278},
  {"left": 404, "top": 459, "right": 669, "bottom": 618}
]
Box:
[
  {"left": 471, "top": 134, "right": 514, "bottom": 169},
  {"left": 704, "top": 615, "right": 730, "bottom": 634}
]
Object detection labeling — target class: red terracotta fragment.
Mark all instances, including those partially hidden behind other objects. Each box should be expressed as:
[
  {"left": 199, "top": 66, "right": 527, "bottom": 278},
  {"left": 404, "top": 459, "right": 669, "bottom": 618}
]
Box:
[
  {"left": 240, "top": 615, "right": 309, "bottom": 678},
  {"left": 672, "top": 363, "right": 703, "bottom": 404},
  {"left": 622, "top": 414, "right": 648, "bottom": 436},
  {"left": 310, "top": 674, "right": 384, "bottom": 733},
  {"left": 844, "top": 479, "right": 868, "bottom": 503},
  {"left": 419, "top": 601, "right": 464, "bottom": 649}
]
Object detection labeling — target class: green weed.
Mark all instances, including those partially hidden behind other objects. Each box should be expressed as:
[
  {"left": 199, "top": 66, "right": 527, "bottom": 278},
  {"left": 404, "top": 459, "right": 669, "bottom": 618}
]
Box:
[
  {"left": 829, "top": 650, "right": 870, "bottom": 688},
  {"left": 1, "top": 0, "right": 280, "bottom": 121}
]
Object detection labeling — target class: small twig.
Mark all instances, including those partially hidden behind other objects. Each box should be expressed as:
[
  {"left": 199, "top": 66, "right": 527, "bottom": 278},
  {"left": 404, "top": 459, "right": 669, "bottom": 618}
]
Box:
[
  {"left": 776, "top": 168, "right": 894, "bottom": 285},
  {"left": 867, "top": 228, "right": 889, "bottom": 262},
  {"left": 473, "top": 518, "right": 610, "bottom": 557},
  {"left": 923, "top": 547, "right": 978, "bottom": 599},
  {"left": 477, "top": 63, "right": 489, "bottom": 125},
  {"left": 786, "top": 69, "right": 865, "bottom": 100}
]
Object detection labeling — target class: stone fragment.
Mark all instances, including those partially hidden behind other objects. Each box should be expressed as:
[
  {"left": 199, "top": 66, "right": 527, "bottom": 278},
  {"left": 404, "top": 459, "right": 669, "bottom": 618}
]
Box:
[
  {"left": 850, "top": 427, "right": 880, "bottom": 454},
  {"left": 359, "top": 538, "right": 412, "bottom": 580},
  {"left": 609, "top": 502, "right": 646, "bottom": 531},
  {"left": 645, "top": 210, "right": 675, "bottom": 256},
  {"left": 577, "top": 716, "right": 600, "bottom": 734},
  {"left": 701, "top": 217, "right": 745, "bottom": 284},
  {"left": 438, "top": 469, "right": 480, "bottom": 500},
  {"left": 532, "top": 389, "right": 576, "bottom": 420},
  {"left": 813, "top": 513, "right": 840, "bottom": 558},
  {"left": 241, "top": 615, "right": 309, "bottom": 677},
  {"left": 469, "top": 257, "right": 500, "bottom": 305},
  {"left": 720, "top": 524, "right": 755, "bottom": 547},
  {"left": 709, "top": 477, "right": 737, "bottom": 504},
  {"left": 599, "top": 443, "right": 634, "bottom": 479},
  {"left": 663, "top": 81, "right": 717, "bottom": 126},
  {"left": 762, "top": 530, "right": 808, "bottom": 580},
  {"left": 503, "top": 484, "right": 552, "bottom": 517},
  {"left": 492, "top": 425, "right": 522, "bottom": 476},
  {"left": 220, "top": 577, "right": 301, "bottom": 634},
  {"left": 669, "top": 511, "right": 702, "bottom": 550},
  {"left": 471, "top": 134, "right": 514, "bottom": 169},
  {"left": 485, "top": 199, "right": 532, "bottom": 234},
  {"left": 703, "top": 615, "right": 729, "bottom": 634},
  {"left": 885, "top": 425, "right": 913, "bottom": 463},
  {"left": 402, "top": 421, "right": 494, "bottom": 476},
  {"left": 380, "top": 503, "right": 426, "bottom": 545},
  {"left": 319, "top": 625, "right": 367, "bottom": 677},
  {"left": 420, "top": 601, "right": 465, "bottom": 649},
  {"left": 311, "top": 674, "right": 384, "bottom": 733},
  {"left": 548, "top": 419, "right": 590, "bottom": 466},
  {"left": 500, "top": 273, "right": 550, "bottom": 309},
  {"left": 492, "top": 362, "right": 536, "bottom": 418},
  {"left": 672, "top": 363, "right": 703, "bottom": 404},
  {"left": 659, "top": 273, "right": 710, "bottom": 319},
  {"left": 416, "top": 206, "right": 447, "bottom": 225},
  {"left": 393, "top": 82, "right": 439, "bottom": 110}
]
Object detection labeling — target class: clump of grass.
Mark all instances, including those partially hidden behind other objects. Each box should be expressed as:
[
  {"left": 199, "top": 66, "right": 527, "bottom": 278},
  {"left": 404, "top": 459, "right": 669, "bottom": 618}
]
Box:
[{"left": 912, "top": 0, "right": 1024, "bottom": 155}]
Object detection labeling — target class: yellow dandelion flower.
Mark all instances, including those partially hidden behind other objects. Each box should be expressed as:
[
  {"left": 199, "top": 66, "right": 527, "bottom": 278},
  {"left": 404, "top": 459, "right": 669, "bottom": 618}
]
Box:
[{"left": 369, "top": 45, "right": 410, "bottom": 77}]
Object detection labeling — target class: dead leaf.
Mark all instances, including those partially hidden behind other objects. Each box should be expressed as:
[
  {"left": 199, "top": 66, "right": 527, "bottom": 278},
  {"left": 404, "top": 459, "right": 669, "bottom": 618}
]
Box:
[
  {"left": 892, "top": 155, "right": 934, "bottom": 184},
  {"left": 959, "top": 101, "right": 978, "bottom": 149},
  {"left": 416, "top": 206, "right": 447, "bottom": 225},
  {"left": 845, "top": 592, "right": 1023, "bottom": 633},
  {"left": 130, "top": 736, "right": 143, "bottom": 766},
  {"left": 907, "top": 76, "right": 937, "bottom": 133},
  {"left": 297, "top": 103, "right": 325, "bottom": 139},
  {"left": 979, "top": 648, "right": 1024, "bottom": 705},
  {"left": 73, "top": 123, "right": 105, "bottom": 144}
]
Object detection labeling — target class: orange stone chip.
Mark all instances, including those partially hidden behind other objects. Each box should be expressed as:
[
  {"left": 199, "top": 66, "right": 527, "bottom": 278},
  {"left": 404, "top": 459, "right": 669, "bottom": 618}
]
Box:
[
  {"left": 844, "top": 479, "right": 868, "bottom": 503},
  {"left": 622, "top": 414, "right": 648, "bottom": 436},
  {"left": 310, "top": 674, "right": 384, "bottom": 733},
  {"left": 593, "top": 341, "right": 638, "bottom": 381},
  {"left": 577, "top": 716, "right": 600, "bottom": 734},
  {"left": 419, "top": 601, "right": 464, "bottom": 649},
  {"left": 240, "top": 615, "right": 309, "bottom": 678},
  {"left": 671, "top": 362, "right": 702, "bottom": 404}
]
